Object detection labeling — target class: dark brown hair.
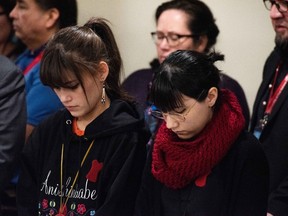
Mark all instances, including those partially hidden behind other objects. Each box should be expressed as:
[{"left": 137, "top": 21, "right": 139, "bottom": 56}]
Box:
[{"left": 40, "top": 17, "right": 130, "bottom": 102}]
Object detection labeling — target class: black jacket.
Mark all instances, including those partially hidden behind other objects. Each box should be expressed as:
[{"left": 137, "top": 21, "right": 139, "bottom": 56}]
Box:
[
  {"left": 135, "top": 132, "right": 269, "bottom": 216},
  {"left": 17, "top": 99, "right": 149, "bottom": 216},
  {"left": 250, "top": 47, "right": 288, "bottom": 216}
]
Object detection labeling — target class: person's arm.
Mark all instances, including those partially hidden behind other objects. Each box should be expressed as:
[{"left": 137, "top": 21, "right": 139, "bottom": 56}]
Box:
[
  {"left": 17, "top": 125, "right": 42, "bottom": 216},
  {"left": 0, "top": 56, "right": 26, "bottom": 192},
  {"left": 232, "top": 134, "right": 269, "bottom": 216},
  {"left": 134, "top": 144, "right": 156, "bottom": 216},
  {"left": 96, "top": 130, "right": 148, "bottom": 216},
  {"left": 267, "top": 175, "right": 288, "bottom": 215},
  {"left": 25, "top": 64, "right": 63, "bottom": 141}
]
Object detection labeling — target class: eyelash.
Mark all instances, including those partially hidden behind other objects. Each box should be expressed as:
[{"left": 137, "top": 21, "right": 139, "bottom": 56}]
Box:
[
  {"left": 67, "top": 83, "right": 80, "bottom": 89},
  {"left": 172, "top": 108, "right": 186, "bottom": 114},
  {"left": 53, "top": 83, "right": 79, "bottom": 90}
]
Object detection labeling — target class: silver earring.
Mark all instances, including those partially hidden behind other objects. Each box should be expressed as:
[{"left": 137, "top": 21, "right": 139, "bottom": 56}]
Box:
[{"left": 101, "top": 84, "right": 106, "bottom": 104}]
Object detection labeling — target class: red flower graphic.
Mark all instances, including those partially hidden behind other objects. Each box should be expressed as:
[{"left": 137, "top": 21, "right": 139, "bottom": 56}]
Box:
[
  {"left": 42, "top": 199, "right": 48, "bottom": 209},
  {"left": 77, "top": 204, "right": 86, "bottom": 215}
]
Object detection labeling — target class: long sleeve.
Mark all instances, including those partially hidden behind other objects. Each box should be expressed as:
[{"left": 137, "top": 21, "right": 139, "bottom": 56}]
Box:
[
  {"left": 134, "top": 145, "right": 161, "bottom": 216},
  {"left": 16, "top": 124, "right": 43, "bottom": 216},
  {"left": 231, "top": 134, "right": 269, "bottom": 216},
  {"left": 0, "top": 56, "right": 26, "bottom": 192},
  {"left": 95, "top": 130, "right": 149, "bottom": 216}
]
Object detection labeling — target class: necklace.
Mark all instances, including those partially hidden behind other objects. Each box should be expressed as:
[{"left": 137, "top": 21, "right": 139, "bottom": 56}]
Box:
[{"left": 56, "top": 140, "right": 95, "bottom": 216}]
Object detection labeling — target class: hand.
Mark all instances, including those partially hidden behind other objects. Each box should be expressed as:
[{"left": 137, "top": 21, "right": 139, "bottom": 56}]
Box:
[{"left": 267, "top": 213, "right": 273, "bottom": 216}]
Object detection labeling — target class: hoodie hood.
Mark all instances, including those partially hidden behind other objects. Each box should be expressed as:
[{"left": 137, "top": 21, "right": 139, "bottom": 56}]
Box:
[
  {"left": 19, "top": 99, "right": 149, "bottom": 216},
  {"left": 62, "top": 99, "right": 146, "bottom": 140}
]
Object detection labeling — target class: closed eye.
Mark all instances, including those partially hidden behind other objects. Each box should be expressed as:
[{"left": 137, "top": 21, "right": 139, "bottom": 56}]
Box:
[
  {"left": 64, "top": 81, "right": 80, "bottom": 89},
  {"left": 171, "top": 107, "right": 186, "bottom": 114},
  {"left": 67, "top": 83, "right": 79, "bottom": 89}
]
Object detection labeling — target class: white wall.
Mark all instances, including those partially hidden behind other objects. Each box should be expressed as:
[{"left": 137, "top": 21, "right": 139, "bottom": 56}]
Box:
[{"left": 78, "top": 0, "right": 275, "bottom": 113}]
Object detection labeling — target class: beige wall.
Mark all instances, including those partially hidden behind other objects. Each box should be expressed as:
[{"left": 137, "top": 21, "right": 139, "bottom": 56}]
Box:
[{"left": 78, "top": 0, "right": 275, "bottom": 114}]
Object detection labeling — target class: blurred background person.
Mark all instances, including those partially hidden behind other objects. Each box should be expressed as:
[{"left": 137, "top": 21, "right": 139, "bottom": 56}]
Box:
[
  {"left": 250, "top": 0, "right": 288, "bottom": 215},
  {"left": 9, "top": 0, "right": 78, "bottom": 142},
  {"left": 122, "top": 0, "right": 250, "bottom": 138},
  {"left": 0, "top": 55, "right": 26, "bottom": 216},
  {"left": 0, "top": 0, "right": 25, "bottom": 60}
]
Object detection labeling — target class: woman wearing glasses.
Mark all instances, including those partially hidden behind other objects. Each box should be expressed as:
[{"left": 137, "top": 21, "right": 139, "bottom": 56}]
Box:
[
  {"left": 134, "top": 50, "right": 269, "bottom": 216},
  {"left": 122, "top": 0, "right": 250, "bottom": 140}
]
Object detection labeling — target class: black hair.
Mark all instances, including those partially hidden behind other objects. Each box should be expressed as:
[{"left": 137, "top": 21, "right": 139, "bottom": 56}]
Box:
[
  {"left": 150, "top": 50, "right": 224, "bottom": 112},
  {"left": 35, "top": 0, "right": 78, "bottom": 28},
  {"left": 0, "top": 0, "right": 15, "bottom": 17},
  {"left": 155, "top": 0, "right": 219, "bottom": 53}
]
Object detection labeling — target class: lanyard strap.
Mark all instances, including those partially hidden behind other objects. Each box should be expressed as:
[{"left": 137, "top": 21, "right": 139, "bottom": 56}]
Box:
[
  {"left": 265, "top": 64, "right": 288, "bottom": 114},
  {"left": 58, "top": 140, "right": 95, "bottom": 215},
  {"left": 23, "top": 51, "right": 44, "bottom": 75}
]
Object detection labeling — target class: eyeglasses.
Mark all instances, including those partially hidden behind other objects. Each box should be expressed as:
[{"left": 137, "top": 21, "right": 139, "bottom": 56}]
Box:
[
  {"left": 263, "top": 0, "right": 288, "bottom": 12},
  {"left": 150, "top": 90, "right": 205, "bottom": 122},
  {"left": 151, "top": 31, "right": 197, "bottom": 47}
]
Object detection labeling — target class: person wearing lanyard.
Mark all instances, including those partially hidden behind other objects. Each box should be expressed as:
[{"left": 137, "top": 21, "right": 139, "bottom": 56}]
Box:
[
  {"left": 250, "top": 1, "right": 288, "bottom": 215},
  {"left": 9, "top": 0, "right": 78, "bottom": 142},
  {"left": 16, "top": 17, "right": 149, "bottom": 216}
]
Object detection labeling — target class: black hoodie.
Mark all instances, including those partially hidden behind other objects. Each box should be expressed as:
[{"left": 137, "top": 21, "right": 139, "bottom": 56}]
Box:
[{"left": 17, "top": 99, "right": 150, "bottom": 216}]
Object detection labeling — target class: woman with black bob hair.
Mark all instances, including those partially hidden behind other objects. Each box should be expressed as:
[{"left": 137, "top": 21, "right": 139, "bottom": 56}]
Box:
[
  {"left": 135, "top": 50, "right": 269, "bottom": 216},
  {"left": 16, "top": 17, "right": 149, "bottom": 216}
]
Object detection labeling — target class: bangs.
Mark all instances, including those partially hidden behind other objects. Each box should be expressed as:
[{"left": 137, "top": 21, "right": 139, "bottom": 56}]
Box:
[
  {"left": 40, "top": 45, "right": 80, "bottom": 89},
  {"left": 150, "top": 69, "right": 183, "bottom": 112}
]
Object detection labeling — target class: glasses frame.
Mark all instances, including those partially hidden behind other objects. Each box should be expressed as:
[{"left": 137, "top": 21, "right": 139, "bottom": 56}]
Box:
[
  {"left": 151, "top": 31, "right": 197, "bottom": 47},
  {"left": 263, "top": 0, "right": 288, "bottom": 12},
  {"left": 151, "top": 90, "right": 205, "bottom": 122}
]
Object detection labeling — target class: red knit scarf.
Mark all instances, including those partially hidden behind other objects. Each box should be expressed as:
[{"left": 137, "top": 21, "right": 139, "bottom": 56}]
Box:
[{"left": 151, "top": 89, "right": 245, "bottom": 189}]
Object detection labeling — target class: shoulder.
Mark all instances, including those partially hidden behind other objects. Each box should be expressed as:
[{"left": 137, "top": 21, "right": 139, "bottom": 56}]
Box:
[
  {"left": 266, "top": 47, "right": 279, "bottom": 63},
  {"left": 25, "top": 110, "right": 70, "bottom": 158},
  {"left": 122, "top": 68, "right": 154, "bottom": 85},
  {"left": 39, "top": 109, "right": 68, "bottom": 127},
  {"left": 33, "top": 109, "right": 68, "bottom": 134},
  {"left": 263, "top": 48, "right": 280, "bottom": 74},
  {"left": 0, "top": 55, "right": 22, "bottom": 79},
  {"left": 219, "top": 74, "right": 247, "bottom": 101},
  {"left": 220, "top": 74, "right": 242, "bottom": 89},
  {"left": 0, "top": 56, "right": 24, "bottom": 91},
  {"left": 28, "top": 109, "right": 69, "bottom": 142},
  {"left": 220, "top": 131, "right": 268, "bottom": 178},
  {"left": 229, "top": 131, "right": 266, "bottom": 161},
  {"left": 126, "top": 68, "right": 154, "bottom": 78}
]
